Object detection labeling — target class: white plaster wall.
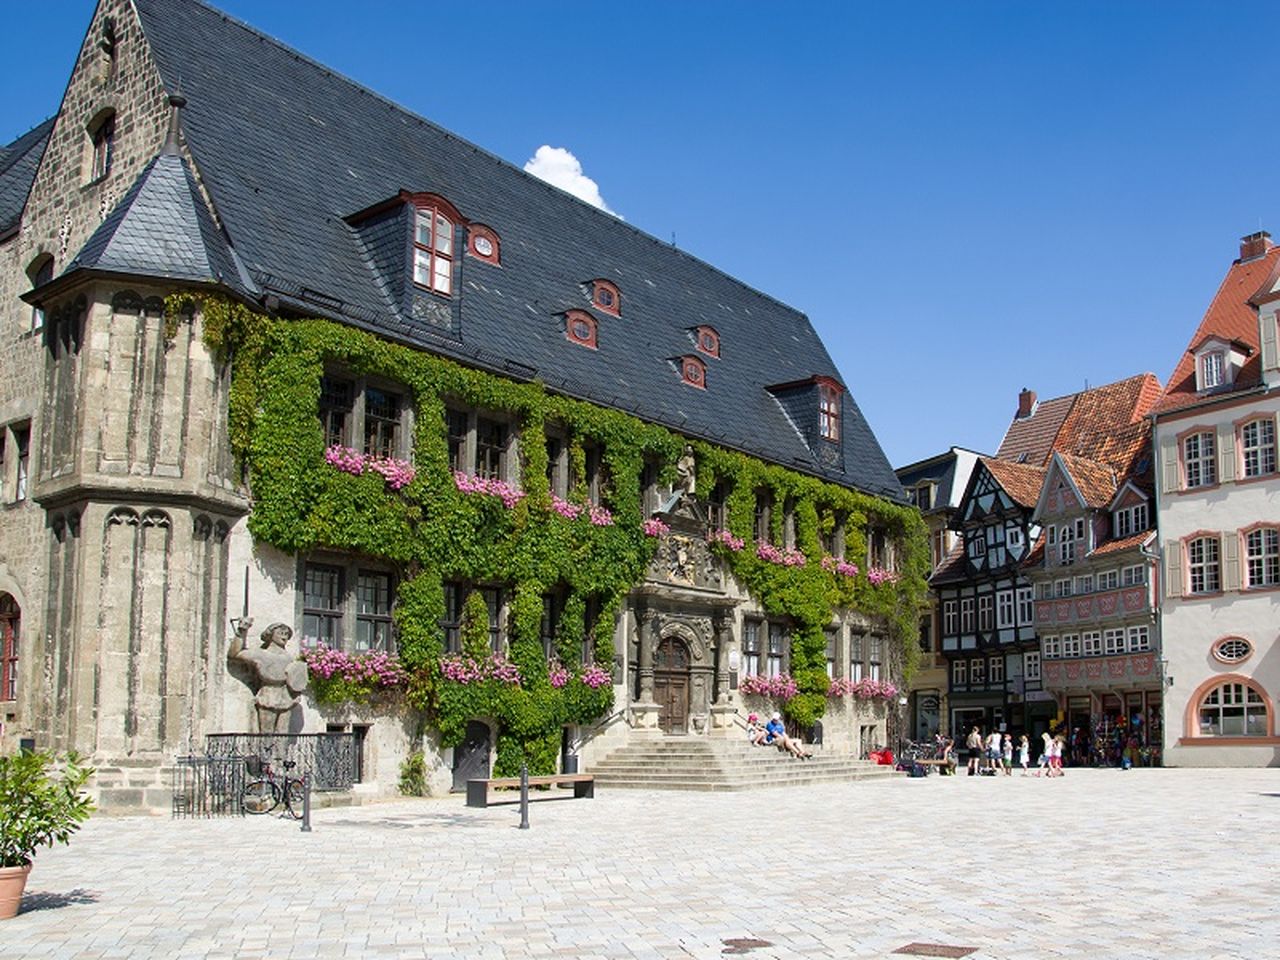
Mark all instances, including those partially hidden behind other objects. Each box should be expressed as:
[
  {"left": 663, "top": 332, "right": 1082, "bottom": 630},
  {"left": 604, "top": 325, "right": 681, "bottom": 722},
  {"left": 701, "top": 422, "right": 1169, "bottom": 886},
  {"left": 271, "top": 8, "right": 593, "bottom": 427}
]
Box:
[{"left": 1156, "top": 390, "right": 1280, "bottom": 767}]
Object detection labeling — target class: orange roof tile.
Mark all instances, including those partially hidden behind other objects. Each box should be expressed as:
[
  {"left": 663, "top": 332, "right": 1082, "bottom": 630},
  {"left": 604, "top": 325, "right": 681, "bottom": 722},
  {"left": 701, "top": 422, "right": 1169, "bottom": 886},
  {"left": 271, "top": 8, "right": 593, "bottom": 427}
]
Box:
[
  {"left": 1089, "top": 530, "right": 1156, "bottom": 558},
  {"left": 996, "top": 394, "right": 1075, "bottom": 466},
  {"left": 1155, "top": 244, "right": 1280, "bottom": 415},
  {"left": 982, "top": 457, "right": 1047, "bottom": 509},
  {"left": 1057, "top": 453, "right": 1118, "bottom": 508}
]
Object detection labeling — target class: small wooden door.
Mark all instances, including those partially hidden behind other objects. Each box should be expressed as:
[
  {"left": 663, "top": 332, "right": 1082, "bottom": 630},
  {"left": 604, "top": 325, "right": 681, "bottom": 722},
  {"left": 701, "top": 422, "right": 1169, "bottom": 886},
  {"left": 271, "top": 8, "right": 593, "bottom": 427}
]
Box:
[
  {"left": 654, "top": 637, "right": 690, "bottom": 735},
  {"left": 451, "top": 720, "right": 491, "bottom": 792}
]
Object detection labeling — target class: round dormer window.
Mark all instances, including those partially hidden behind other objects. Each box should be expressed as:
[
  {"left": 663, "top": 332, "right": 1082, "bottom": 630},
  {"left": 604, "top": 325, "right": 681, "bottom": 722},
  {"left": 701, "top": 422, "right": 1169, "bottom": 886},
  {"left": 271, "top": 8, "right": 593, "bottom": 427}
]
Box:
[
  {"left": 1213, "top": 637, "right": 1252, "bottom": 664},
  {"left": 474, "top": 236, "right": 493, "bottom": 257}
]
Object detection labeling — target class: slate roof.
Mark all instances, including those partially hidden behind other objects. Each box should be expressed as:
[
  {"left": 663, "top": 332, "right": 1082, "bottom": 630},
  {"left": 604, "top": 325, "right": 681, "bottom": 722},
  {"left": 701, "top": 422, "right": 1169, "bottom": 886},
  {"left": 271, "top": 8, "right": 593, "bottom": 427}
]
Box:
[
  {"left": 67, "top": 150, "right": 247, "bottom": 291},
  {"left": 0, "top": 118, "right": 54, "bottom": 239},
  {"left": 100, "top": 0, "right": 903, "bottom": 501},
  {"left": 1155, "top": 242, "right": 1280, "bottom": 415}
]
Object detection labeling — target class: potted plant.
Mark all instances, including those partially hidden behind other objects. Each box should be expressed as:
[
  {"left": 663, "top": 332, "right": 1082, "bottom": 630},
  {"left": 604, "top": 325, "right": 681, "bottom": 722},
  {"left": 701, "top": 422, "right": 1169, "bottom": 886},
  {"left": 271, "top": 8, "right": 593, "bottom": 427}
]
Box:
[{"left": 0, "top": 750, "right": 94, "bottom": 920}]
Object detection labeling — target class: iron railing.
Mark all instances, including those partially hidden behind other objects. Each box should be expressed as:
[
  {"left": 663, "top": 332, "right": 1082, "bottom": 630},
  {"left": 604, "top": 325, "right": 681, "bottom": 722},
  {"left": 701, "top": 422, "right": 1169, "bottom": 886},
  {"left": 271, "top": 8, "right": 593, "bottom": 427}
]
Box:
[
  {"left": 205, "top": 732, "right": 357, "bottom": 792},
  {"left": 172, "top": 754, "right": 246, "bottom": 818}
]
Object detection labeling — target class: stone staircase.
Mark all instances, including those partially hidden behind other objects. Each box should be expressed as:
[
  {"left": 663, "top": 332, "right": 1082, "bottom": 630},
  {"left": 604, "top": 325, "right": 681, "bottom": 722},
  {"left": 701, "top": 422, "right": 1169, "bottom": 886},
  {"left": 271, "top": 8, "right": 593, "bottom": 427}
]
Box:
[{"left": 588, "top": 736, "right": 901, "bottom": 791}]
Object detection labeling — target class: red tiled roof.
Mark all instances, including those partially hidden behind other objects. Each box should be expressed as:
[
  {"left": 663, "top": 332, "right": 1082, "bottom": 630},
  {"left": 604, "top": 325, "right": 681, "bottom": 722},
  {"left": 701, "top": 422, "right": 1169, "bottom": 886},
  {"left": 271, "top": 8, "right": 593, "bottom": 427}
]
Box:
[
  {"left": 996, "top": 374, "right": 1160, "bottom": 474},
  {"left": 929, "top": 542, "right": 968, "bottom": 585},
  {"left": 1155, "top": 244, "right": 1280, "bottom": 415},
  {"left": 1022, "top": 533, "right": 1045, "bottom": 569},
  {"left": 982, "top": 457, "right": 1047, "bottom": 509},
  {"left": 1089, "top": 530, "right": 1156, "bottom": 558},
  {"left": 1057, "top": 453, "right": 1117, "bottom": 508}
]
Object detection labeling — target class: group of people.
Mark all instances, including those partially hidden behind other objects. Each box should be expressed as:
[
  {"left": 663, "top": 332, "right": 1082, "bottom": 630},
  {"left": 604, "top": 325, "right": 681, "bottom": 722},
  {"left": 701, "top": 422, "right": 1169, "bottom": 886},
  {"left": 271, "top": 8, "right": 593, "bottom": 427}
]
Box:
[
  {"left": 962, "top": 727, "right": 1068, "bottom": 777},
  {"left": 746, "top": 712, "right": 814, "bottom": 759}
]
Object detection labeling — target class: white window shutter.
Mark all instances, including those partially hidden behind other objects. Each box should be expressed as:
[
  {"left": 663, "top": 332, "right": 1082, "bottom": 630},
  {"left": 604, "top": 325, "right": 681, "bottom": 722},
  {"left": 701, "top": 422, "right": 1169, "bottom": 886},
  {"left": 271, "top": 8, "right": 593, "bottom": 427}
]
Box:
[
  {"left": 1217, "top": 424, "right": 1236, "bottom": 483},
  {"left": 1222, "top": 532, "right": 1240, "bottom": 591},
  {"left": 1163, "top": 541, "right": 1182, "bottom": 599},
  {"left": 1160, "top": 432, "right": 1179, "bottom": 494},
  {"left": 1262, "top": 314, "right": 1278, "bottom": 372}
]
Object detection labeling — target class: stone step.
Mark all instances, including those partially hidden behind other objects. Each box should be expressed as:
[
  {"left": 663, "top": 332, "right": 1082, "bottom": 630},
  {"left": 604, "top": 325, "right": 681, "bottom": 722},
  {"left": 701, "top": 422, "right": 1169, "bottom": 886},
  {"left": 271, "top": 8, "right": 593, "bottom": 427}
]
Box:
[{"left": 595, "top": 771, "right": 901, "bottom": 792}]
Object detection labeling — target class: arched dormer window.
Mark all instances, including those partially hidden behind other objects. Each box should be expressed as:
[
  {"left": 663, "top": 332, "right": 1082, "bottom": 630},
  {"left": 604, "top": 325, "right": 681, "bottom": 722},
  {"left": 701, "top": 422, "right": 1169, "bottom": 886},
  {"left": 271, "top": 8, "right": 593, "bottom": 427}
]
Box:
[
  {"left": 467, "top": 224, "right": 500, "bottom": 265},
  {"left": 694, "top": 325, "right": 720, "bottom": 358},
  {"left": 27, "top": 255, "right": 54, "bottom": 331},
  {"left": 87, "top": 109, "right": 116, "bottom": 182},
  {"left": 679, "top": 355, "right": 706, "bottom": 389},
  {"left": 591, "top": 279, "right": 620, "bottom": 317},
  {"left": 818, "top": 379, "right": 842, "bottom": 441},
  {"left": 410, "top": 195, "right": 463, "bottom": 296},
  {"left": 565, "top": 310, "right": 597, "bottom": 349}
]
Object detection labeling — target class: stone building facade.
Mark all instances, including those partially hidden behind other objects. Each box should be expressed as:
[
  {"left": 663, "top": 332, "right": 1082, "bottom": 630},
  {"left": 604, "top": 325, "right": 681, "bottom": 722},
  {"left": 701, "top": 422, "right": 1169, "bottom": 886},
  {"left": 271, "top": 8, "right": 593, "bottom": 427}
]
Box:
[{"left": 1, "top": 0, "right": 916, "bottom": 808}]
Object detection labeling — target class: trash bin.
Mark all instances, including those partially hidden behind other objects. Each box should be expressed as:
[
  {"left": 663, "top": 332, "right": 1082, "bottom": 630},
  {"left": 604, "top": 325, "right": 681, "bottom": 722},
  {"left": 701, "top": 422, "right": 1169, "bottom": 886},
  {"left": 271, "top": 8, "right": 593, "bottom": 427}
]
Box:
[{"left": 562, "top": 754, "right": 579, "bottom": 774}]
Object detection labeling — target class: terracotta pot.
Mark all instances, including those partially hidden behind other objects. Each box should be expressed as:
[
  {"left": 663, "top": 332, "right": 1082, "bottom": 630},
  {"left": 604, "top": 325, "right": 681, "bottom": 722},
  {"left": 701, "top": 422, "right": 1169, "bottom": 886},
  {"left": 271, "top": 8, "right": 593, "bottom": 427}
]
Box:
[{"left": 0, "top": 863, "right": 32, "bottom": 920}]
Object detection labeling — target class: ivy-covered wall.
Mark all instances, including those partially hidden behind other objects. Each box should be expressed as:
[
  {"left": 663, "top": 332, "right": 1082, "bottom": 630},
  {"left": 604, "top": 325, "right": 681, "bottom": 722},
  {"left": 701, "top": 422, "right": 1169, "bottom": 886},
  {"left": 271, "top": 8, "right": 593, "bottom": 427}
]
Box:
[{"left": 178, "top": 296, "right": 928, "bottom": 775}]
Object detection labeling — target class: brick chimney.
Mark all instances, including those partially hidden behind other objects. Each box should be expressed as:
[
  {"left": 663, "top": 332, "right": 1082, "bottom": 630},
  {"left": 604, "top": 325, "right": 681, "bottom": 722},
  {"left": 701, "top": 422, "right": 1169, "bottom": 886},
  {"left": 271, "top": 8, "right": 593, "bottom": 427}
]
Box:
[
  {"left": 1240, "top": 231, "right": 1274, "bottom": 261},
  {"left": 1017, "top": 387, "right": 1037, "bottom": 419}
]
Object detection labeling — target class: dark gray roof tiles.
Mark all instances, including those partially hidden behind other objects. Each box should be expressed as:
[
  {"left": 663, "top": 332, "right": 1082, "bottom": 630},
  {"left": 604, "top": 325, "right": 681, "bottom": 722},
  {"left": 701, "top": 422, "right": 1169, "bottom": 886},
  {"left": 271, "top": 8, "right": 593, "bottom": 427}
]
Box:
[
  {"left": 68, "top": 151, "right": 245, "bottom": 292},
  {"left": 0, "top": 118, "right": 54, "bottom": 237},
  {"left": 124, "top": 0, "right": 903, "bottom": 501}
]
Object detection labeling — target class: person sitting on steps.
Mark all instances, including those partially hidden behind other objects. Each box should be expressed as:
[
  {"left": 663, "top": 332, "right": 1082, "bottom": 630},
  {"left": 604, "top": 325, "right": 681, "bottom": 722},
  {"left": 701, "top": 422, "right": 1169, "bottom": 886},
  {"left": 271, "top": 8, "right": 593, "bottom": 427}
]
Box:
[{"left": 765, "top": 712, "right": 813, "bottom": 759}]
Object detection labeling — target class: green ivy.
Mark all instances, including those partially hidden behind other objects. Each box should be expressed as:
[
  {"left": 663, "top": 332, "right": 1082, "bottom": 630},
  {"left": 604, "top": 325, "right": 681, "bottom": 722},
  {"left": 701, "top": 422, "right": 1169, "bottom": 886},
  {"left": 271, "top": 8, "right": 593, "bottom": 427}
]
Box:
[{"left": 174, "top": 295, "right": 927, "bottom": 773}]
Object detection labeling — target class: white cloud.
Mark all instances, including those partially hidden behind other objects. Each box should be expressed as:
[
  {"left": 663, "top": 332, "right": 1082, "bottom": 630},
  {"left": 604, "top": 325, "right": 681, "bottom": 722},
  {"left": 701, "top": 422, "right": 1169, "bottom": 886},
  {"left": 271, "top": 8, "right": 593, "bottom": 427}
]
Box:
[{"left": 523, "top": 145, "right": 617, "bottom": 215}]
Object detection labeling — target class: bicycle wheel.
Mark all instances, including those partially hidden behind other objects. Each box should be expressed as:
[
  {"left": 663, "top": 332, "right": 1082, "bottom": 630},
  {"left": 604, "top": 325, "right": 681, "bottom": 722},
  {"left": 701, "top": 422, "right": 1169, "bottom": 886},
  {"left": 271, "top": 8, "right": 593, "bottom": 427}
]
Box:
[
  {"left": 242, "top": 778, "right": 281, "bottom": 815},
  {"left": 282, "top": 778, "right": 306, "bottom": 820}
]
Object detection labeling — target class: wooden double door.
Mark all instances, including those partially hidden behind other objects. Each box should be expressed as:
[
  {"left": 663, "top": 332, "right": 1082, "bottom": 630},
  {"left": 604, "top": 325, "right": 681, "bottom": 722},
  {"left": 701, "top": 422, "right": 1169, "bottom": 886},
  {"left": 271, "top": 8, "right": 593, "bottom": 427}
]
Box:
[{"left": 654, "top": 637, "right": 690, "bottom": 735}]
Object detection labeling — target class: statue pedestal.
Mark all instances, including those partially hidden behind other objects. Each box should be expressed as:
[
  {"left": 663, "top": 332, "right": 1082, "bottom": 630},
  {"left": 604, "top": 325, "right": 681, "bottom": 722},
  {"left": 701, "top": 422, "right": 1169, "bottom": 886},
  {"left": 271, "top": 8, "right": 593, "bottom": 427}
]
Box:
[
  {"left": 710, "top": 704, "right": 737, "bottom": 731},
  {"left": 631, "top": 702, "right": 661, "bottom": 730}
]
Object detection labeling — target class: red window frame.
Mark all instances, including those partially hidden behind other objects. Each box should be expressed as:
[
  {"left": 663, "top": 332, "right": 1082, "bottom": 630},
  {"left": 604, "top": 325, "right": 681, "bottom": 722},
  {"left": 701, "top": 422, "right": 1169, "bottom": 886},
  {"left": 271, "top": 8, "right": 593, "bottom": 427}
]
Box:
[
  {"left": 679, "top": 355, "right": 706, "bottom": 389},
  {"left": 565, "top": 310, "right": 598, "bottom": 349},
  {"left": 410, "top": 196, "right": 463, "bottom": 296},
  {"left": 467, "top": 224, "right": 501, "bottom": 265},
  {"left": 818, "top": 382, "right": 841, "bottom": 441},
  {"left": 592, "top": 279, "right": 621, "bottom": 317},
  {"left": 694, "top": 325, "right": 720, "bottom": 358},
  {"left": 0, "top": 594, "right": 18, "bottom": 701}
]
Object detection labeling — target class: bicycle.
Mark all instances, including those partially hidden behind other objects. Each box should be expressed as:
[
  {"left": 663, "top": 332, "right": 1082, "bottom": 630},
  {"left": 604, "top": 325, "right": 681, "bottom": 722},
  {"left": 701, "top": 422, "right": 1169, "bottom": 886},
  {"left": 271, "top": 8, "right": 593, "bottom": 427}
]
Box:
[{"left": 242, "top": 755, "right": 305, "bottom": 819}]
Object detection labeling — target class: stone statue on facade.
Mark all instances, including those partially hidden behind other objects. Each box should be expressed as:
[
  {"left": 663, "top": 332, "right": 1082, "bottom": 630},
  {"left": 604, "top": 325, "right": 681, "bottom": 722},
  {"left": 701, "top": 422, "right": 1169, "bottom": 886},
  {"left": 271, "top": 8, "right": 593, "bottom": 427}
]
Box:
[
  {"left": 228, "top": 618, "right": 308, "bottom": 734},
  {"left": 675, "top": 445, "right": 696, "bottom": 496}
]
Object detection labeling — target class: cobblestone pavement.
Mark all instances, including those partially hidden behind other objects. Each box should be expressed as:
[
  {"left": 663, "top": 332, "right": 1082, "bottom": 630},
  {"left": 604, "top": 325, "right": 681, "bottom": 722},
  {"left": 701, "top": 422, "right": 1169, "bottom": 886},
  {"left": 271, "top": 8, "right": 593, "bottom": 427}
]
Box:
[{"left": 5, "top": 767, "right": 1277, "bottom": 959}]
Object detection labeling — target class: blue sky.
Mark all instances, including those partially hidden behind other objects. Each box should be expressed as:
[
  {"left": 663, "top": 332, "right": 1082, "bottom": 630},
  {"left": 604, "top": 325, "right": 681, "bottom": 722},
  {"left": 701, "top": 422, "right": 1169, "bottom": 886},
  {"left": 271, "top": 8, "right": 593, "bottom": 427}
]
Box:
[{"left": 6, "top": 1, "right": 1280, "bottom": 470}]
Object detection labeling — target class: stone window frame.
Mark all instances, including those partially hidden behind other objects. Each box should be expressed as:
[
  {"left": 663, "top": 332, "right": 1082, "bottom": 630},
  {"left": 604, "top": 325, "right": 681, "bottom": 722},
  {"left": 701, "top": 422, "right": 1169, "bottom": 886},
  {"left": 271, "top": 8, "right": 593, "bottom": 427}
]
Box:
[
  {"left": 298, "top": 555, "right": 398, "bottom": 653},
  {"left": 439, "top": 580, "right": 507, "bottom": 654},
  {"left": 0, "top": 593, "right": 18, "bottom": 702},
  {"left": 318, "top": 369, "right": 413, "bottom": 461},
  {"left": 27, "top": 255, "right": 54, "bottom": 332},
  {"left": 3, "top": 421, "right": 32, "bottom": 503},
  {"left": 443, "top": 403, "right": 518, "bottom": 485},
  {"left": 86, "top": 108, "right": 116, "bottom": 184},
  {"left": 766, "top": 622, "right": 788, "bottom": 677},
  {"left": 741, "top": 618, "right": 762, "bottom": 676}
]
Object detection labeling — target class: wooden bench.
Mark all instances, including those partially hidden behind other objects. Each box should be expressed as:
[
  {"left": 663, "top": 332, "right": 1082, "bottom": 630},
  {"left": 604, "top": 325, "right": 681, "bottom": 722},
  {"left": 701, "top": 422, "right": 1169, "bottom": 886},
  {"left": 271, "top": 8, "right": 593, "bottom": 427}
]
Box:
[{"left": 466, "top": 773, "right": 595, "bottom": 808}]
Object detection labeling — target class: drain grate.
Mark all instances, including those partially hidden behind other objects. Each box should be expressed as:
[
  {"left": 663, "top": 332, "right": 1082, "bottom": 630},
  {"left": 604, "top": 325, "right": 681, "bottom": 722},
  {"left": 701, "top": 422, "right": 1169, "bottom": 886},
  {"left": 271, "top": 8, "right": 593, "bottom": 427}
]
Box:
[
  {"left": 892, "top": 944, "right": 977, "bottom": 958},
  {"left": 722, "top": 938, "right": 773, "bottom": 955}
]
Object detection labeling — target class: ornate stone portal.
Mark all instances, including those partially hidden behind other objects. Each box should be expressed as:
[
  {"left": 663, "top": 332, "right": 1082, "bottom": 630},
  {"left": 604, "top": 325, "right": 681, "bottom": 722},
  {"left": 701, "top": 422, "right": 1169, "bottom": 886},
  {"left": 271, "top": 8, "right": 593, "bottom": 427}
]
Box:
[{"left": 632, "top": 488, "right": 737, "bottom": 734}]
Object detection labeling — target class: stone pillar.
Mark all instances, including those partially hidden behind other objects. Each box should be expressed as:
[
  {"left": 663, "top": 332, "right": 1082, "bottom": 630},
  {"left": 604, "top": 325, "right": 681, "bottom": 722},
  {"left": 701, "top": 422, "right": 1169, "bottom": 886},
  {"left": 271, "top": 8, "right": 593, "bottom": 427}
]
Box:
[
  {"left": 632, "top": 605, "right": 660, "bottom": 730},
  {"left": 710, "top": 610, "right": 736, "bottom": 731}
]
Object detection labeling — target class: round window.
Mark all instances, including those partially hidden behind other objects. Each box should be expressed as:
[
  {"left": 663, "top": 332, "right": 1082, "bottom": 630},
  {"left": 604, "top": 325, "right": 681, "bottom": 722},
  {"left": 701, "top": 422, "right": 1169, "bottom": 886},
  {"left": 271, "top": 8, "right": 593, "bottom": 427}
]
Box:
[
  {"left": 1214, "top": 637, "right": 1252, "bottom": 663},
  {"left": 596, "top": 287, "right": 614, "bottom": 308},
  {"left": 684, "top": 362, "right": 702, "bottom": 383},
  {"left": 699, "top": 331, "right": 718, "bottom": 354},
  {"left": 571, "top": 318, "right": 593, "bottom": 342},
  {"left": 473, "top": 235, "right": 493, "bottom": 257}
]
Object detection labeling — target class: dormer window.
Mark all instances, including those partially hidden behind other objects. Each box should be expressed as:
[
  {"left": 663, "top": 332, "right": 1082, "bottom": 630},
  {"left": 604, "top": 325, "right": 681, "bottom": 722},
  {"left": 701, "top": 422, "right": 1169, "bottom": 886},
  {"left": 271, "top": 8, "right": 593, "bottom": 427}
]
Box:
[
  {"left": 467, "top": 224, "right": 500, "bottom": 265},
  {"left": 565, "top": 310, "right": 597, "bottom": 349},
  {"left": 413, "top": 204, "right": 454, "bottom": 295},
  {"left": 818, "top": 383, "right": 841, "bottom": 441},
  {"left": 1200, "top": 351, "right": 1224, "bottom": 390},
  {"left": 679, "top": 355, "right": 706, "bottom": 389},
  {"left": 694, "top": 325, "right": 720, "bottom": 358},
  {"left": 87, "top": 110, "right": 115, "bottom": 182},
  {"left": 592, "top": 279, "right": 621, "bottom": 317}
]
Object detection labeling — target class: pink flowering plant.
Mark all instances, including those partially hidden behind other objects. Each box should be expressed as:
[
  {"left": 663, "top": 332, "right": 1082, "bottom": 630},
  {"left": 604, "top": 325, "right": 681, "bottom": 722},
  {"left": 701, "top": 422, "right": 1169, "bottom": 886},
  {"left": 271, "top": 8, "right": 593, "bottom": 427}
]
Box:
[
  {"left": 548, "top": 662, "right": 571, "bottom": 688},
  {"left": 755, "top": 542, "right": 807, "bottom": 567},
  {"left": 821, "top": 555, "right": 859, "bottom": 578},
  {"left": 301, "top": 644, "right": 407, "bottom": 705},
  {"left": 738, "top": 673, "right": 799, "bottom": 701},
  {"left": 324, "top": 445, "right": 416, "bottom": 491},
  {"left": 453, "top": 471, "right": 526, "bottom": 508},
  {"left": 439, "top": 652, "right": 522, "bottom": 686},
  {"left": 642, "top": 518, "right": 670, "bottom": 537},
  {"left": 550, "top": 495, "right": 582, "bottom": 520},
  {"left": 588, "top": 505, "right": 614, "bottom": 527},
  {"left": 867, "top": 567, "right": 899, "bottom": 586},
  {"left": 706, "top": 528, "right": 745, "bottom": 552}
]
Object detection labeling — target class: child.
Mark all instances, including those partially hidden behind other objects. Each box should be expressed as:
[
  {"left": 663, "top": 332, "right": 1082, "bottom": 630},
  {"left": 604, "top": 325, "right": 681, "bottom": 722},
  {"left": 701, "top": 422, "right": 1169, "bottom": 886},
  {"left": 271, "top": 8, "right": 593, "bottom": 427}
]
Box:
[
  {"left": 1018, "top": 734, "right": 1030, "bottom": 775},
  {"left": 1001, "top": 733, "right": 1013, "bottom": 776}
]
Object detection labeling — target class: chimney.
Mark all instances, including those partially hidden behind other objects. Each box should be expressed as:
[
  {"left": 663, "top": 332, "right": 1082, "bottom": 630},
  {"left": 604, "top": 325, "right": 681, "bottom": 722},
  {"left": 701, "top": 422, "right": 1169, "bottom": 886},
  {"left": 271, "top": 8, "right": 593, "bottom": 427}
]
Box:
[
  {"left": 1239, "top": 231, "right": 1273, "bottom": 262},
  {"left": 1017, "top": 387, "right": 1037, "bottom": 419}
]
